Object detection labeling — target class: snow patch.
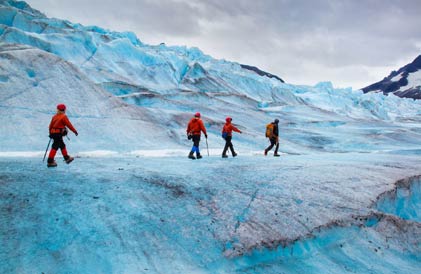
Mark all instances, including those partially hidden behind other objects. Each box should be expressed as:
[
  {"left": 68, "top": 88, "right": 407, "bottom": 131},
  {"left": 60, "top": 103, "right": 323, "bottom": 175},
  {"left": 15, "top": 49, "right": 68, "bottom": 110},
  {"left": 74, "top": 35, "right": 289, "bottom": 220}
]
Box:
[
  {"left": 403, "top": 69, "right": 421, "bottom": 90},
  {"left": 0, "top": 151, "right": 44, "bottom": 157},
  {"left": 75, "top": 150, "right": 119, "bottom": 158},
  {"left": 390, "top": 72, "right": 404, "bottom": 82}
]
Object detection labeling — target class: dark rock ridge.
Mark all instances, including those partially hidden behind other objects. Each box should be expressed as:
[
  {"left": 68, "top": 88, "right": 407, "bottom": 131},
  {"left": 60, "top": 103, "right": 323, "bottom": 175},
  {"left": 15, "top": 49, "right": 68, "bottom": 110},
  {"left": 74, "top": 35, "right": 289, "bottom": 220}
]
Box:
[
  {"left": 362, "top": 55, "right": 421, "bottom": 100},
  {"left": 240, "top": 64, "right": 284, "bottom": 83}
]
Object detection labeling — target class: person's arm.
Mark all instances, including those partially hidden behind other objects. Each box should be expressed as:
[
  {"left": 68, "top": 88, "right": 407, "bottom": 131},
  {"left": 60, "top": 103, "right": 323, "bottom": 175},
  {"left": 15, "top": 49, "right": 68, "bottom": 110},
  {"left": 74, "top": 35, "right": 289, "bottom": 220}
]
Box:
[
  {"left": 200, "top": 120, "right": 207, "bottom": 137},
  {"left": 63, "top": 115, "right": 78, "bottom": 135},
  {"left": 232, "top": 125, "right": 242, "bottom": 133},
  {"left": 49, "top": 117, "right": 54, "bottom": 131}
]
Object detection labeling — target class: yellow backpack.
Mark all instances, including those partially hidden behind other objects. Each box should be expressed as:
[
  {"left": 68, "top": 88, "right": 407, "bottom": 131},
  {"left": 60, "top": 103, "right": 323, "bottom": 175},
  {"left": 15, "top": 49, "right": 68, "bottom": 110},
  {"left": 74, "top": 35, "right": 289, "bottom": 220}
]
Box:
[{"left": 265, "top": 123, "right": 274, "bottom": 138}]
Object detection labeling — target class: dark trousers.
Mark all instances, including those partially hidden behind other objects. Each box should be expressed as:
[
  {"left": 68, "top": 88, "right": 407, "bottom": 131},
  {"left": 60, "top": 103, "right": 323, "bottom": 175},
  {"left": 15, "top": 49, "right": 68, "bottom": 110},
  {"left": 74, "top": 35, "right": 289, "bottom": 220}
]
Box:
[
  {"left": 48, "top": 133, "right": 69, "bottom": 162},
  {"left": 51, "top": 133, "right": 66, "bottom": 150},
  {"left": 265, "top": 137, "right": 279, "bottom": 153},
  {"left": 222, "top": 136, "right": 235, "bottom": 155},
  {"left": 190, "top": 135, "right": 201, "bottom": 155},
  {"left": 192, "top": 135, "right": 201, "bottom": 147}
]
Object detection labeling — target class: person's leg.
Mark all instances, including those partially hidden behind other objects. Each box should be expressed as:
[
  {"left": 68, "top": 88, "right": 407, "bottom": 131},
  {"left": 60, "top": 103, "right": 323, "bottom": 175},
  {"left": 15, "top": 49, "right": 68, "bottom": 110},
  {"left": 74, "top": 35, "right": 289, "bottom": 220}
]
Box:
[
  {"left": 227, "top": 136, "right": 236, "bottom": 156},
  {"left": 264, "top": 138, "right": 275, "bottom": 155},
  {"left": 222, "top": 136, "right": 230, "bottom": 157},
  {"left": 47, "top": 134, "right": 60, "bottom": 166},
  {"left": 58, "top": 138, "right": 67, "bottom": 159},
  {"left": 188, "top": 137, "right": 196, "bottom": 159},
  {"left": 222, "top": 143, "right": 229, "bottom": 157},
  {"left": 193, "top": 136, "right": 202, "bottom": 159},
  {"left": 274, "top": 142, "right": 280, "bottom": 156},
  {"left": 189, "top": 135, "right": 201, "bottom": 159},
  {"left": 58, "top": 138, "right": 74, "bottom": 163}
]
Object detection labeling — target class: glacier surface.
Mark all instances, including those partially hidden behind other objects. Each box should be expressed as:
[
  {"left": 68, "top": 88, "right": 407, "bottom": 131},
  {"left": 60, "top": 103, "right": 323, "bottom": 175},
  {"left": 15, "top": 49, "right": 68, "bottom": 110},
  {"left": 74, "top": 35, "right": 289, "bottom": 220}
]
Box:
[
  {"left": 1, "top": 1, "right": 421, "bottom": 273},
  {"left": 1, "top": 155, "right": 421, "bottom": 273}
]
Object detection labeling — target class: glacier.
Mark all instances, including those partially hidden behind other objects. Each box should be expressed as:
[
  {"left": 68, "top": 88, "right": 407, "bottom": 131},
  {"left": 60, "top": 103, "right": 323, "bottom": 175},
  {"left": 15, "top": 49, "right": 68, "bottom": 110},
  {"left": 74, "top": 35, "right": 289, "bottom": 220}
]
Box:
[
  {"left": 1, "top": 0, "right": 421, "bottom": 273},
  {"left": 1, "top": 155, "right": 421, "bottom": 273}
]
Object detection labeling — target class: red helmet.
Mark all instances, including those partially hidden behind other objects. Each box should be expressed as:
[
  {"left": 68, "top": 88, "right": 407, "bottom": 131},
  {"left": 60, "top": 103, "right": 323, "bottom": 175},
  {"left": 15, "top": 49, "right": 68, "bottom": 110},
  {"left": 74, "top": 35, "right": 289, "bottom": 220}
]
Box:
[
  {"left": 57, "top": 104, "right": 66, "bottom": 111},
  {"left": 226, "top": 116, "right": 232, "bottom": 122},
  {"left": 194, "top": 112, "right": 201, "bottom": 118}
]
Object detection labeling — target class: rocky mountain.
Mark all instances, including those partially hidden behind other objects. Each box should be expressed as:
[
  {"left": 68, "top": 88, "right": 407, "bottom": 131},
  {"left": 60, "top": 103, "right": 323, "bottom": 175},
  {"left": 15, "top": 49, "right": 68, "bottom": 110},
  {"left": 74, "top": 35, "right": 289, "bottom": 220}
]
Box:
[{"left": 362, "top": 55, "right": 421, "bottom": 99}]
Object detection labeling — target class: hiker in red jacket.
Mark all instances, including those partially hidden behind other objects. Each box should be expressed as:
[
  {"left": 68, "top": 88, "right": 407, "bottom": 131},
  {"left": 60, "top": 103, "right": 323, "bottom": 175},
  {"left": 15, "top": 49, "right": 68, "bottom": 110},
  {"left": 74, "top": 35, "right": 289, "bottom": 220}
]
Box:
[
  {"left": 47, "top": 104, "right": 78, "bottom": 167},
  {"left": 186, "top": 112, "right": 207, "bottom": 159},
  {"left": 221, "top": 116, "right": 242, "bottom": 158}
]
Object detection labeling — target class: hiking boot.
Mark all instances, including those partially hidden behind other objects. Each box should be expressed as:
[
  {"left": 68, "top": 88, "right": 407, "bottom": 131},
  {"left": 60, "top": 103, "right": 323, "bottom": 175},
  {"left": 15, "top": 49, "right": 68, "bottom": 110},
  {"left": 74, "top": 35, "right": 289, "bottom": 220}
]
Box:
[
  {"left": 274, "top": 153, "right": 280, "bottom": 157},
  {"left": 65, "top": 156, "right": 74, "bottom": 164},
  {"left": 196, "top": 153, "right": 202, "bottom": 159},
  {"left": 232, "top": 152, "right": 237, "bottom": 157},
  {"left": 47, "top": 161, "right": 57, "bottom": 168},
  {"left": 264, "top": 150, "right": 268, "bottom": 156},
  {"left": 188, "top": 152, "right": 196, "bottom": 160},
  {"left": 222, "top": 154, "right": 228, "bottom": 158}
]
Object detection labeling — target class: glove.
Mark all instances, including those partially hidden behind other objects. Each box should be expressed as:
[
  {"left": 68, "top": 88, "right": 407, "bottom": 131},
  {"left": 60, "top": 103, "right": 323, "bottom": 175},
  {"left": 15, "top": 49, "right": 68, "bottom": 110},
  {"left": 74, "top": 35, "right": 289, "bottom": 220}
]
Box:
[
  {"left": 187, "top": 134, "right": 192, "bottom": 140},
  {"left": 205, "top": 134, "right": 208, "bottom": 139},
  {"left": 75, "top": 131, "right": 78, "bottom": 136}
]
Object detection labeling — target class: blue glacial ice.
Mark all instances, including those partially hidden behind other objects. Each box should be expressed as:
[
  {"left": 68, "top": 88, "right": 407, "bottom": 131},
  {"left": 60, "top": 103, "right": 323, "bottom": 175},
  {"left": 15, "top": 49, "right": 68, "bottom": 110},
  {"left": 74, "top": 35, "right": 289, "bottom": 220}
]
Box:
[
  {"left": 1, "top": 154, "right": 421, "bottom": 273},
  {"left": 376, "top": 176, "right": 421, "bottom": 222},
  {"left": 1, "top": 1, "right": 421, "bottom": 273}
]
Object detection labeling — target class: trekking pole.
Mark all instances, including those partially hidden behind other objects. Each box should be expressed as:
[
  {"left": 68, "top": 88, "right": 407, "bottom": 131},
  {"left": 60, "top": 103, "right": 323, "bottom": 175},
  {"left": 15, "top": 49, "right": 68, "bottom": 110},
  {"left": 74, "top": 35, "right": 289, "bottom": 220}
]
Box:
[
  {"left": 43, "top": 138, "right": 52, "bottom": 162},
  {"left": 205, "top": 137, "right": 209, "bottom": 156}
]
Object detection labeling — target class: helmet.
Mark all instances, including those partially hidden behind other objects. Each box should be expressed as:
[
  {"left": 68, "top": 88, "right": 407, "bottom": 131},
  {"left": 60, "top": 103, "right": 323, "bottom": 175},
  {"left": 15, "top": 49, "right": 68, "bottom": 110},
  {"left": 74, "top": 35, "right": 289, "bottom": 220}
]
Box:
[
  {"left": 274, "top": 119, "right": 279, "bottom": 124},
  {"left": 57, "top": 104, "right": 66, "bottom": 111},
  {"left": 226, "top": 116, "right": 232, "bottom": 122},
  {"left": 194, "top": 112, "right": 201, "bottom": 118}
]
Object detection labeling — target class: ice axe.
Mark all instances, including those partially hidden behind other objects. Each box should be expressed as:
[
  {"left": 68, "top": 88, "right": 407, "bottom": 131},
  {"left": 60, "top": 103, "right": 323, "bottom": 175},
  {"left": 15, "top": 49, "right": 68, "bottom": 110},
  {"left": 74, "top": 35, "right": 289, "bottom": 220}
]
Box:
[{"left": 43, "top": 138, "right": 52, "bottom": 162}]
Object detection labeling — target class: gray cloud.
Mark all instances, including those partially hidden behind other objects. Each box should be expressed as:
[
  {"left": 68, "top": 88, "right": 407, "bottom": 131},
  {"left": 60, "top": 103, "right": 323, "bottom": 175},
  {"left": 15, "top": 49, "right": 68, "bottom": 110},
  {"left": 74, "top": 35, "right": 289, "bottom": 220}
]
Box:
[{"left": 26, "top": 0, "right": 421, "bottom": 88}]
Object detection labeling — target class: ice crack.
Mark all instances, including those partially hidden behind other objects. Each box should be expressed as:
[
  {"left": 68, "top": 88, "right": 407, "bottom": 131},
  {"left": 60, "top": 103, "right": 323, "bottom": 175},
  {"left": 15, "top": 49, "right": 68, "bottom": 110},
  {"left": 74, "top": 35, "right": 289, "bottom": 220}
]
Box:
[{"left": 234, "top": 189, "right": 259, "bottom": 233}]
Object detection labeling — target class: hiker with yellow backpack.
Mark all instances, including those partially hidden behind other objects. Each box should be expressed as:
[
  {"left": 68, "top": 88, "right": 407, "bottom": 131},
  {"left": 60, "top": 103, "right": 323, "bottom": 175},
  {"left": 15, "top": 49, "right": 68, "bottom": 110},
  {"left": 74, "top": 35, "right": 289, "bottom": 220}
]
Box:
[{"left": 264, "top": 119, "right": 280, "bottom": 157}]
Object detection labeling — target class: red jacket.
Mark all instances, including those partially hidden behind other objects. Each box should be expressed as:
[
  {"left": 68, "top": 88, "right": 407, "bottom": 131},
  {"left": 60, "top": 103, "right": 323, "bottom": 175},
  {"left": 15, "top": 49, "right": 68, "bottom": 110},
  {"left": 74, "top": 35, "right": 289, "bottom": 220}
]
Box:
[
  {"left": 187, "top": 118, "right": 207, "bottom": 136},
  {"left": 49, "top": 112, "right": 77, "bottom": 134},
  {"left": 222, "top": 122, "right": 241, "bottom": 136}
]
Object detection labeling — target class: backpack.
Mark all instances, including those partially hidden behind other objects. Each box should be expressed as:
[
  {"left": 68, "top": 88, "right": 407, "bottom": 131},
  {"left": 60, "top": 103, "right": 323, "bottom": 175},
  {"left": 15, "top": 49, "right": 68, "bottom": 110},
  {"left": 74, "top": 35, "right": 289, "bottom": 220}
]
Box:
[{"left": 265, "top": 123, "right": 274, "bottom": 138}]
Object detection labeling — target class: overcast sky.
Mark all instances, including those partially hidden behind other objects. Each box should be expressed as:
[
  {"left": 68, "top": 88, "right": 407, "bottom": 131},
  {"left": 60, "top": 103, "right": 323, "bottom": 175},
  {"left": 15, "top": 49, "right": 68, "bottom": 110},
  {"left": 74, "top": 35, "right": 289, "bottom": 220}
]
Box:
[{"left": 26, "top": 0, "right": 421, "bottom": 89}]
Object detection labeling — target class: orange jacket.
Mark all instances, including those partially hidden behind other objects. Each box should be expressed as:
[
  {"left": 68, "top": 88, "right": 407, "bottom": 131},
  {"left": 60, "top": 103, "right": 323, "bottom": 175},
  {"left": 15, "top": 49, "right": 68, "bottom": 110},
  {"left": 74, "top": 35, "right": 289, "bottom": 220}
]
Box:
[
  {"left": 49, "top": 112, "right": 77, "bottom": 134},
  {"left": 222, "top": 122, "right": 241, "bottom": 136},
  {"left": 187, "top": 117, "right": 207, "bottom": 136}
]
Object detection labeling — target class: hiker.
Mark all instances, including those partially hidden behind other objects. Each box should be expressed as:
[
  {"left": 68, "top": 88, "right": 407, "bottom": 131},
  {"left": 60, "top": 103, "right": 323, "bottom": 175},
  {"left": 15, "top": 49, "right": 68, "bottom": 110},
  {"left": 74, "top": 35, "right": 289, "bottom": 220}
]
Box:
[
  {"left": 47, "top": 104, "right": 78, "bottom": 167},
  {"left": 186, "top": 112, "right": 207, "bottom": 159},
  {"left": 264, "top": 119, "right": 280, "bottom": 157},
  {"left": 221, "top": 116, "right": 242, "bottom": 158}
]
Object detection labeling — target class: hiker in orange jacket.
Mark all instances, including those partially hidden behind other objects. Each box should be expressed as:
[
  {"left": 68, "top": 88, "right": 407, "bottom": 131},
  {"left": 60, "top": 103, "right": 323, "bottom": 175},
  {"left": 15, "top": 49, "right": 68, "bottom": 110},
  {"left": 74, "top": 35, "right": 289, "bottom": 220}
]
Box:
[
  {"left": 47, "top": 104, "right": 78, "bottom": 167},
  {"left": 186, "top": 112, "right": 207, "bottom": 159},
  {"left": 265, "top": 119, "right": 280, "bottom": 157},
  {"left": 221, "top": 116, "right": 242, "bottom": 158}
]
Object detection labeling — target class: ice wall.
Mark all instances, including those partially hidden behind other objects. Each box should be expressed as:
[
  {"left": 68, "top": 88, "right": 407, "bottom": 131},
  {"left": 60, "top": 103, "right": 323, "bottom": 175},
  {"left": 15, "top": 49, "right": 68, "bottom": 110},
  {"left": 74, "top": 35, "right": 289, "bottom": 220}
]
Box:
[
  {"left": 376, "top": 175, "right": 421, "bottom": 222},
  {"left": 0, "top": 44, "right": 172, "bottom": 151},
  {"left": 1, "top": 1, "right": 421, "bottom": 155}
]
